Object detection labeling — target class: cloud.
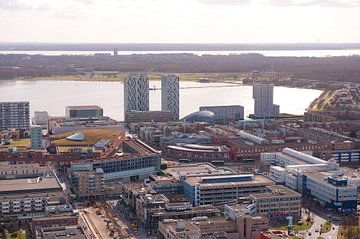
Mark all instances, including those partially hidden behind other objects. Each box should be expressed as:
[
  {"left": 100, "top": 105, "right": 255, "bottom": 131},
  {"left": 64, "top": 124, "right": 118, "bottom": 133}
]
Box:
[
  {"left": 198, "top": 0, "right": 251, "bottom": 5},
  {"left": 0, "top": 0, "right": 49, "bottom": 11},
  {"left": 198, "top": 0, "right": 360, "bottom": 7},
  {"left": 269, "top": 0, "right": 360, "bottom": 7}
]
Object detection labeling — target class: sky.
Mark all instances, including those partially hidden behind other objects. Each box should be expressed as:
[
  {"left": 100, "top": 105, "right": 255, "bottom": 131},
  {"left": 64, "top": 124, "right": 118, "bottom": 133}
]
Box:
[{"left": 0, "top": 0, "right": 360, "bottom": 43}]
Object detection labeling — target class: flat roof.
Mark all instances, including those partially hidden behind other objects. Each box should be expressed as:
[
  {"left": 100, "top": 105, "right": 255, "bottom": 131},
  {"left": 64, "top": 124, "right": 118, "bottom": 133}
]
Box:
[
  {"left": 185, "top": 174, "right": 274, "bottom": 187},
  {"left": 164, "top": 163, "right": 234, "bottom": 180},
  {"left": 66, "top": 105, "right": 102, "bottom": 110},
  {"left": 0, "top": 174, "right": 61, "bottom": 195},
  {"left": 251, "top": 185, "right": 301, "bottom": 199},
  {"left": 303, "top": 172, "right": 355, "bottom": 188}
]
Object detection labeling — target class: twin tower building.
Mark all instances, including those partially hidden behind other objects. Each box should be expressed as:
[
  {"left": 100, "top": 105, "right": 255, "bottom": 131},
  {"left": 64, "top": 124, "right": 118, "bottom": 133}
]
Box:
[{"left": 124, "top": 74, "right": 180, "bottom": 121}]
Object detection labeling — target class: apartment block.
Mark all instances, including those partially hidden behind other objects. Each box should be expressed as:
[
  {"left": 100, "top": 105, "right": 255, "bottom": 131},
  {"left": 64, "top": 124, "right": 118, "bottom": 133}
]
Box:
[
  {"left": 0, "top": 101, "right": 30, "bottom": 130},
  {"left": 253, "top": 85, "right": 279, "bottom": 118},
  {"left": 161, "top": 74, "right": 180, "bottom": 121},
  {"left": 30, "top": 125, "right": 43, "bottom": 149},
  {"left": 71, "top": 168, "right": 105, "bottom": 200},
  {"left": 124, "top": 74, "right": 149, "bottom": 116}
]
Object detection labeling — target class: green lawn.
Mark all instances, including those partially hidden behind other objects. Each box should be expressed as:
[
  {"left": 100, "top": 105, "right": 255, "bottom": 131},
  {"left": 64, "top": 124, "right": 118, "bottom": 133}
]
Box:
[
  {"left": 275, "top": 220, "right": 313, "bottom": 231},
  {"left": 320, "top": 221, "right": 332, "bottom": 234}
]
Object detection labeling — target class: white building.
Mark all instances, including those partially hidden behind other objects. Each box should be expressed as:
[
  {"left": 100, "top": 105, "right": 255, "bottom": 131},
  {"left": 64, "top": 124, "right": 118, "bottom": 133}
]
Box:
[
  {"left": 261, "top": 148, "right": 356, "bottom": 212},
  {"left": 252, "top": 85, "right": 279, "bottom": 118},
  {"left": 199, "top": 105, "right": 244, "bottom": 123},
  {"left": 30, "top": 126, "right": 43, "bottom": 149},
  {"left": 161, "top": 74, "right": 180, "bottom": 121},
  {"left": 124, "top": 75, "right": 149, "bottom": 116},
  {"left": 32, "top": 111, "right": 49, "bottom": 126}
]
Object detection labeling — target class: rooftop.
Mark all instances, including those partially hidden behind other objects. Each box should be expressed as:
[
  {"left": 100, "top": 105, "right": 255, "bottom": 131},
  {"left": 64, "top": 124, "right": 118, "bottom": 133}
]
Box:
[
  {"left": 164, "top": 163, "right": 234, "bottom": 180},
  {"left": 184, "top": 174, "right": 274, "bottom": 187},
  {"left": 251, "top": 185, "right": 301, "bottom": 199},
  {"left": 51, "top": 129, "right": 123, "bottom": 146},
  {"left": 66, "top": 105, "right": 102, "bottom": 110},
  {"left": 303, "top": 171, "right": 355, "bottom": 188}
]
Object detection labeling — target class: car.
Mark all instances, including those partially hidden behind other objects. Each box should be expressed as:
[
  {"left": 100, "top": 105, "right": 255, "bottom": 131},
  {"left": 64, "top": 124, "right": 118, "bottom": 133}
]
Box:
[
  {"left": 308, "top": 232, "right": 312, "bottom": 236},
  {"left": 315, "top": 228, "right": 319, "bottom": 232}
]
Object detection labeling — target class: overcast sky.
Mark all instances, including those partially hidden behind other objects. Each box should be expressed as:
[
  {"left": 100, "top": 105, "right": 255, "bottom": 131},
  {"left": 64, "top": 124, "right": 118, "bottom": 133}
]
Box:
[{"left": 0, "top": 0, "right": 360, "bottom": 43}]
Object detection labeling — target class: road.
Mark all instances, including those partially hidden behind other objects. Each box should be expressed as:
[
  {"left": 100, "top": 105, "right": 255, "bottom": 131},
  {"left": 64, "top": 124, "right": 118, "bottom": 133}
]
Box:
[{"left": 302, "top": 210, "right": 339, "bottom": 239}]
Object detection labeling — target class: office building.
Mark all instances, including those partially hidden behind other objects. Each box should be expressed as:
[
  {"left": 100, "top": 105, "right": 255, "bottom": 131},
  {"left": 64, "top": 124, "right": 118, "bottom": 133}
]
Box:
[
  {"left": 182, "top": 174, "right": 275, "bottom": 206},
  {"left": 199, "top": 105, "right": 244, "bottom": 123},
  {"left": 252, "top": 85, "right": 279, "bottom": 118},
  {"left": 250, "top": 185, "right": 302, "bottom": 219},
  {"left": 296, "top": 172, "right": 357, "bottom": 212},
  {"left": 65, "top": 105, "right": 103, "bottom": 118},
  {"left": 161, "top": 74, "right": 180, "bottom": 120},
  {"left": 30, "top": 125, "right": 43, "bottom": 149},
  {"left": 124, "top": 75, "right": 149, "bottom": 116},
  {"left": 0, "top": 101, "right": 30, "bottom": 130},
  {"left": 262, "top": 148, "right": 357, "bottom": 212}
]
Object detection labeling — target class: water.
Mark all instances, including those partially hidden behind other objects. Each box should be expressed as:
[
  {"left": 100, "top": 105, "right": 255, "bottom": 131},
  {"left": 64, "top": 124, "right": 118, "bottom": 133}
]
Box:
[
  {"left": 0, "top": 80, "right": 322, "bottom": 121},
  {"left": 1, "top": 49, "right": 360, "bottom": 57}
]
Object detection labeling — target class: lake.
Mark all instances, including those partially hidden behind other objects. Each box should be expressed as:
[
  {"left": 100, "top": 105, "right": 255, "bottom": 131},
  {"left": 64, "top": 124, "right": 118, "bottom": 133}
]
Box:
[
  {"left": 1, "top": 49, "right": 360, "bottom": 57},
  {"left": 0, "top": 80, "right": 322, "bottom": 121}
]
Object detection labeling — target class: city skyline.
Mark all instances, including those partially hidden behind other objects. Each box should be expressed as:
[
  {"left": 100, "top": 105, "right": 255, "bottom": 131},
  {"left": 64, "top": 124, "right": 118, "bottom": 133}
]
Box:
[{"left": 0, "top": 0, "right": 360, "bottom": 43}]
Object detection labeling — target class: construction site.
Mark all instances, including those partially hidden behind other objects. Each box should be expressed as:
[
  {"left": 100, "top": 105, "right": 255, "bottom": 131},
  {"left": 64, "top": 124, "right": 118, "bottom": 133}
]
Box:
[{"left": 79, "top": 202, "right": 136, "bottom": 239}]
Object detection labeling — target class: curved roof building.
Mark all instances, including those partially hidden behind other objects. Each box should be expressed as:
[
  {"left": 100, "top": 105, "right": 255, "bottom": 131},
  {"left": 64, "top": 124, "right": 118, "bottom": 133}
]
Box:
[
  {"left": 182, "top": 110, "right": 215, "bottom": 123},
  {"left": 66, "top": 132, "right": 85, "bottom": 141}
]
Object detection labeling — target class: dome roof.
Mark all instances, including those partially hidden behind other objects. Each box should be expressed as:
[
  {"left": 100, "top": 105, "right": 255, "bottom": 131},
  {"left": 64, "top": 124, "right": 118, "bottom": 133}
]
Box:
[
  {"left": 66, "top": 132, "right": 85, "bottom": 141},
  {"left": 182, "top": 110, "right": 215, "bottom": 123}
]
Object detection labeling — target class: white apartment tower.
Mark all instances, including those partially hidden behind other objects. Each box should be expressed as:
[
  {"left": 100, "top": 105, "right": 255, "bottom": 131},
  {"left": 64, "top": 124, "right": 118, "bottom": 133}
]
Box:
[
  {"left": 124, "top": 75, "right": 149, "bottom": 116},
  {"left": 161, "top": 74, "right": 180, "bottom": 120},
  {"left": 253, "top": 84, "right": 279, "bottom": 118}
]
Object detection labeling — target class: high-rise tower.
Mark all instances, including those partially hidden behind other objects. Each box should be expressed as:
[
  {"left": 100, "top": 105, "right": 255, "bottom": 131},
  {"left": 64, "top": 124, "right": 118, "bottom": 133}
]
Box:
[
  {"left": 253, "top": 84, "right": 279, "bottom": 118},
  {"left": 124, "top": 75, "right": 149, "bottom": 117},
  {"left": 161, "top": 74, "right": 180, "bottom": 120}
]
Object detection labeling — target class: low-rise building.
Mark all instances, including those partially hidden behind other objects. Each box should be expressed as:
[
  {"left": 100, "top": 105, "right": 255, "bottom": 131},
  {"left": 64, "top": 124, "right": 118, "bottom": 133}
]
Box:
[
  {"left": 163, "top": 144, "right": 230, "bottom": 162},
  {"left": 250, "top": 185, "right": 302, "bottom": 219},
  {"left": 159, "top": 214, "right": 269, "bottom": 239},
  {"left": 0, "top": 170, "right": 66, "bottom": 218},
  {"left": 296, "top": 172, "right": 357, "bottom": 212},
  {"left": 65, "top": 105, "right": 103, "bottom": 118},
  {"left": 146, "top": 203, "right": 220, "bottom": 235},
  {"left": 70, "top": 138, "right": 161, "bottom": 182},
  {"left": 70, "top": 168, "right": 105, "bottom": 200},
  {"left": 182, "top": 174, "right": 275, "bottom": 206},
  {"left": 199, "top": 105, "right": 245, "bottom": 123},
  {"left": 125, "top": 110, "right": 172, "bottom": 123}
]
